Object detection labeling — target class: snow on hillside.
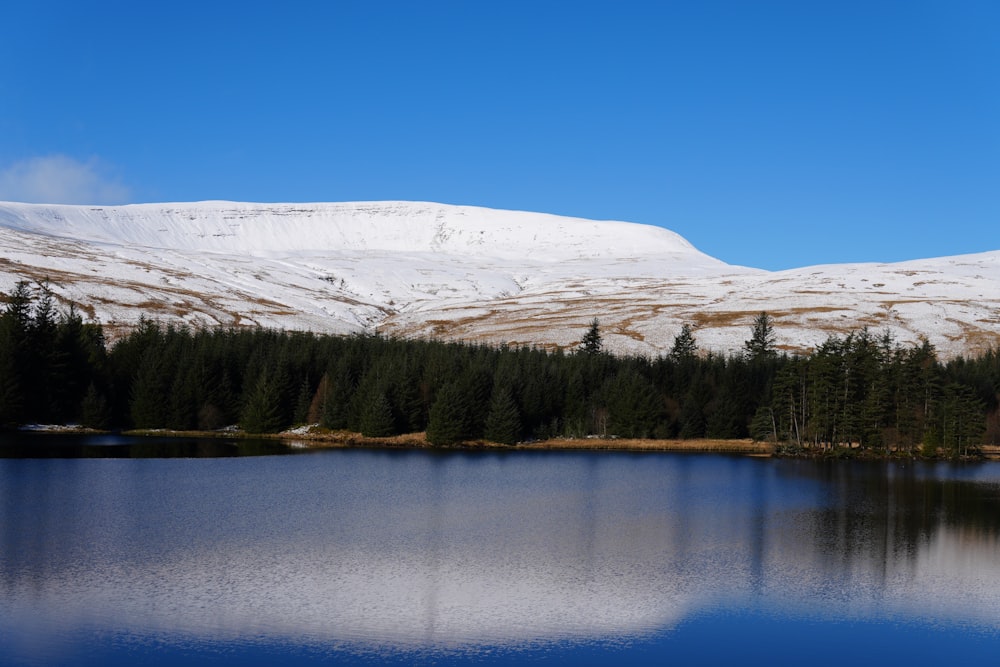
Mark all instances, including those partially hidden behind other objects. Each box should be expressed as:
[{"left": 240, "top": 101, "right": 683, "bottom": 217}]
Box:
[
  {"left": 0, "top": 200, "right": 997, "bottom": 357},
  {"left": 0, "top": 201, "right": 716, "bottom": 263}
]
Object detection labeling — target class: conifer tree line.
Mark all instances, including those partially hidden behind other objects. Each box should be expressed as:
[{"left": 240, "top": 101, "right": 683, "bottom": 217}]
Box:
[
  {"left": 752, "top": 328, "right": 996, "bottom": 456},
  {"left": 2, "top": 281, "right": 999, "bottom": 454}
]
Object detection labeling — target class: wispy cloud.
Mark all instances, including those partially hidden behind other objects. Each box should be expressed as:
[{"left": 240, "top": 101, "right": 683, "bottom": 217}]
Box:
[{"left": 0, "top": 155, "right": 130, "bottom": 205}]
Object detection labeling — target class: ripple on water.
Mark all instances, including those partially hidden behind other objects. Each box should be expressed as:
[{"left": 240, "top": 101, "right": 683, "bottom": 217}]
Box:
[{"left": 2, "top": 450, "right": 1000, "bottom": 665}]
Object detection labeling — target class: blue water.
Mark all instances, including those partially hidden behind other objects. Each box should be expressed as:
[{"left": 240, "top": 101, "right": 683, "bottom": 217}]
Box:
[{"left": 1, "top": 440, "right": 999, "bottom": 665}]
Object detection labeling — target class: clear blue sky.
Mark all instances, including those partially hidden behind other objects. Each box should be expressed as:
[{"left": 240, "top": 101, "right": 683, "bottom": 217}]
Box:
[{"left": 2, "top": 1, "right": 997, "bottom": 270}]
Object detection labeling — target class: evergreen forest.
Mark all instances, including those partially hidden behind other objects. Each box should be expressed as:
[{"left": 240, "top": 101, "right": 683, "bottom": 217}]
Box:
[{"left": 2, "top": 282, "right": 999, "bottom": 456}]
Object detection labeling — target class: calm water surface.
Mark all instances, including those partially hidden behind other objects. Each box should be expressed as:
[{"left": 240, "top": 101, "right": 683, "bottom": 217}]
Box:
[{"left": 1, "top": 435, "right": 999, "bottom": 665}]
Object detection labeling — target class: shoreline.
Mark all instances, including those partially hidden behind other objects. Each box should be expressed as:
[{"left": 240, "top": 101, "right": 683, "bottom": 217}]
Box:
[
  {"left": 116, "top": 428, "right": 772, "bottom": 455},
  {"left": 122, "top": 427, "right": 1000, "bottom": 460},
  {"left": 12, "top": 425, "right": 999, "bottom": 459}
]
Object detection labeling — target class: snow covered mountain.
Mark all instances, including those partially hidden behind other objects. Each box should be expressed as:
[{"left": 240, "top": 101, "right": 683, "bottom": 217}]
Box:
[{"left": 1, "top": 200, "right": 997, "bottom": 357}]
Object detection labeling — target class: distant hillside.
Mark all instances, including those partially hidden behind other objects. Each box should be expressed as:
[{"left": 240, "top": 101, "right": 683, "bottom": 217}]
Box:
[{"left": 1, "top": 200, "right": 998, "bottom": 356}]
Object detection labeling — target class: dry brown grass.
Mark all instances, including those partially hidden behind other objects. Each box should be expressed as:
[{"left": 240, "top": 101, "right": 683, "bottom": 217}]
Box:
[
  {"left": 952, "top": 327, "right": 1000, "bottom": 356},
  {"left": 523, "top": 437, "right": 772, "bottom": 454},
  {"left": 123, "top": 428, "right": 773, "bottom": 455},
  {"left": 112, "top": 429, "right": 1000, "bottom": 458},
  {"left": 688, "top": 311, "right": 754, "bottom": 328},
  {"left": 139, "top": 428, "right": 772, "bottom": 455}
]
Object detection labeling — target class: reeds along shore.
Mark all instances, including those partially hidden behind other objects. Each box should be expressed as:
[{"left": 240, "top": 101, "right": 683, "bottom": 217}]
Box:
[
  {"left": 128, "top": 428, "right": 768, "bottom": 453},
  {"left": 121, "top": 428, "right": 999, "bottom": 459}
]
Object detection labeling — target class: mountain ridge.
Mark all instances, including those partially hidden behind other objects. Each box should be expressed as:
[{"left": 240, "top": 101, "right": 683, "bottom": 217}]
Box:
[
  {"left": 1, "top": 200, "right": 997, "bottom": 357},
  {"left": 0, "top": 200, "right": 719, "bottom": 263}
]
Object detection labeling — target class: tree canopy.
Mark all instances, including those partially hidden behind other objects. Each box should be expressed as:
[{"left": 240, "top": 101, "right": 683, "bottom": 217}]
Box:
[{"left": 1, "top": 282, "right": 997, "bottom": 456}]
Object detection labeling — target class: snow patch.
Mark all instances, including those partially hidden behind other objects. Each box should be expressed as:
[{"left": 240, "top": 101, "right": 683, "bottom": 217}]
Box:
[{"left": 0, "top": 200, "right": 997, "bottom": 357}]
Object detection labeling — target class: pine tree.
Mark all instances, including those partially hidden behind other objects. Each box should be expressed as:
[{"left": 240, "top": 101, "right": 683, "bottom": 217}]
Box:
[
  {"left": 0, "top": 342, "right": 22, "bottom": 427},
  {"left": 426, "top": 381, "right": 473, "bottom": 445},
  {"left": 293, "top": 377, "right": 313, "bottom": 425},
  {"left": 80, "top": 382, "right": 111, "bottom": 429},
  {"left": 706, "top": 385, "right": 741, "bottom": 439},
  {"left": 167, "top": 358, "right": 198, "bottom": 430},
  {"left": 268, "top": 361, "right": 295, "bottom": 430},
  {"left": 321, "top": 363, "right": 354, "bottom": 430},
  {"left": 750, "top": 406, "right": 778, "bottom": 442},
  {"left": 396, "top": 369, "right": 428, "bottom": 432},
  {"left": 579, "top": 318, "right": 603, "bottom": 356},
  {"left": 27, "top": 283, "right": 60, "bottom": 422},
  {"left": 670, "top": 324, "right": 698, "bottom": 361},
  {"left": 938, "top": 383, "right": 985, "bottom": 457},
  {"left": 199, "top": 366, "right": 237, "bottom": 430},
  {"left": 0, "top": 285, "right": 28, "bottom": 426},
  {"left": 460, "top": 366, "right": 494, "bottom": 436},
  {"left": 807, "top": 336, "right": 843, "bottom": 447},
  {"left": 765, "top": 361, "right": 804, "bottom": 446},
  {"left": 484, "top": 385, "right": 522, "bottom": 444},
  {"left": 130, "top": 349, "right": 168, "bottom": 428},
  {"left": 240, "top": 372, "right": 285, "bottom": 434},
  {"left": 744, "top": 312, "right": 776, "bottom": 361},
  {"left": 562, "top": 367, "right": 588, "bottom": 437},
  {"left": 307, "top": 373, "right": 330, "bottom": 424},
  {"left": 607, "top": 370, "right": 665, "bottom": 439},
  {"left": 3, "top": 281, "right": 32, "bottom": 329},
  {"left": 359, "top": 391, "right": 396, "bottom": 437}
]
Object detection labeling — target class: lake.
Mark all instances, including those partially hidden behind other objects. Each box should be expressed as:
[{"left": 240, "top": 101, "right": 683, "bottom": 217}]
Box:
[{"left": 1, "top": 434, "right": 999, "bottom": 665}]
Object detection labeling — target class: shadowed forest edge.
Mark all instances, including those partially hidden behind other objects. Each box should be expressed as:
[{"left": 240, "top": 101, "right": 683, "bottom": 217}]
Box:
[{"left": 2, "top": 281, "right": 999, "bottom": 457}]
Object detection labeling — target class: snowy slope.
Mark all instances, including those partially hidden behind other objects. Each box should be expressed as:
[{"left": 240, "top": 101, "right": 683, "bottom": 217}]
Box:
[
  {"left": 0, "top": 201, "right": 714, "bottom": 262},
  {"left": 0, "top": 200, "right": 997, "bottom": 357}
]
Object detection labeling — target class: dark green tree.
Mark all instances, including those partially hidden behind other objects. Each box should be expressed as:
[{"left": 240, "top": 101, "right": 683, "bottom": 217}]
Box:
[
  {"left": 744, "top": 312, "right": 777, "bottom": 361},
  {"left": 359, "top": 391, "right": 396, "bottom": 437},
  {"left": 0, "top": 283, "right": 31, "bottom": 426},
  {"left": 198, "top": 365, "right": 236, "bottom": 430},
  {"left": 80, "top": 382, "right": 111, "bottom": 429},
  {"left": 670, "top": 324, "right": 698, "bottom": 362},
  {"left": 426, "top": 381, "right": 473, "bottom": 446},
  {"left": 167, "top": 356, "right": 198, "bottom": 430},
  {"left": 678, "top": 378, "right": 711, "bottom": 439},
  {"left": 750, "top": 406, "right": 778, "bottom": 442},
  {"left": 484, "top": 385, "right": 522, "bottom": 444},
  {"left": 293, "top": 377, "right": 313, "bottom": 425},
  {"left": 240, "top": 372, "right": 285, "bottom": 433},
  {"left": 579, "top": 318, "right": 603, "bottom": 356},
  {"left": 562, "top": 367, "right": 589, "bottom": 437},
  {"left": 395, "top": 369, "right": 428, "bottom": 432},
  {"left": 938, "top": 383, "right": 985, "bottom": 457},
  {"left": 321, "top": 363, "right": 355, "bottom": 430},
  {"left": 27, "top": 283, "right": 60, "bottom": 422},
  {"left": 130, "top": 349, "right": 169, "bottom": 428},
  {"left": 607, "top": 370, "right": 665, "bottom": 439},
  {"left": 706, "top": 384, "right": 742, "bottom": 439}
]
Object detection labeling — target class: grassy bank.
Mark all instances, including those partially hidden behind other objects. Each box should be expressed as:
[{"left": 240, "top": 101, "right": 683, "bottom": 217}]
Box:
[
  {"left": 124, "top": 427, "right": 772, "bottom": 455},
  {"left": 108, "top": 427, "right": 999, "bottom": 459}
]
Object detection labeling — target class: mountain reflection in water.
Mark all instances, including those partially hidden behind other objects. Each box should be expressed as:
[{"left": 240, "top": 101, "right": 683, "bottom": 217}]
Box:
[{"left": 1, "top": 447, "right": 999, "bottom": 664}]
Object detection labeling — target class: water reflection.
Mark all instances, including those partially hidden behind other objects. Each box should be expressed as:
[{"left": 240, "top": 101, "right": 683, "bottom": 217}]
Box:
[
  {"left": 0, "top": 432, "right": 295, "bottom": 458},
  {"left": 1, "top": 449, "right": 999, "bottom": 663}
]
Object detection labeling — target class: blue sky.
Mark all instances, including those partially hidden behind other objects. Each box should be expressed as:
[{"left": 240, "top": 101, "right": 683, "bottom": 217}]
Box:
[{"left": 2, "top": 1, "right": 997, "bottom": 270}]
